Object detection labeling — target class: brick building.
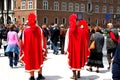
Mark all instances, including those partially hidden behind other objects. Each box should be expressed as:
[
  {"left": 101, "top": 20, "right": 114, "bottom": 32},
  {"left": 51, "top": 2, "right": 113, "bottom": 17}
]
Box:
[{"left": 13, "top": 0, "right": 120, "bottom": 28}]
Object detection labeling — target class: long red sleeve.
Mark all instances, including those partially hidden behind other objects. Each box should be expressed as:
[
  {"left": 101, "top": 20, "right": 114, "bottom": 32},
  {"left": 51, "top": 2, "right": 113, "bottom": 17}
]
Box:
[{"left": 109, "top": 31, "right": 118, "bottom": 42}]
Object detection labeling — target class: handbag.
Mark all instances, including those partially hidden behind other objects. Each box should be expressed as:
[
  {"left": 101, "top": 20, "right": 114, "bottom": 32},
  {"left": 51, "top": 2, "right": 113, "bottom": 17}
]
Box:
[{"left": 89, "top": 41, "right": 95, "bottom": 49}]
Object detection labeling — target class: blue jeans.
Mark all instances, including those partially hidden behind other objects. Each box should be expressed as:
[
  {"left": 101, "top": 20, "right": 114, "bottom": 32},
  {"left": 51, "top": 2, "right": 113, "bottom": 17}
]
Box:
[
  {"left": 8, "top": 52, "right": 19, "bottom": 67},
  {"left": 51, "top": 42, "right": 58, "bottom": 54}
]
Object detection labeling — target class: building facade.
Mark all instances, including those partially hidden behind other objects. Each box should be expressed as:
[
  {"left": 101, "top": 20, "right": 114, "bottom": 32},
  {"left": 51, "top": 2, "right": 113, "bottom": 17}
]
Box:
[
  {"left": 13, "top": 0, "right": 120, "bottom": 28},
  {"left": 0, "top": 0, "right": 14, "bottom": 24}
]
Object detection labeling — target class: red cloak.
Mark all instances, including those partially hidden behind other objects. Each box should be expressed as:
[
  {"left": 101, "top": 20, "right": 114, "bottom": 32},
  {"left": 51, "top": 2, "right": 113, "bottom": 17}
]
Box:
[
  {"left": 23, "top": 13, "right": 44, "bottom": 72},
  {"left": 65, "top": 14, "right": 90, "bottom": 70},
  {"left": 23, "top": 26, "right": 44, "bottom": 72}
]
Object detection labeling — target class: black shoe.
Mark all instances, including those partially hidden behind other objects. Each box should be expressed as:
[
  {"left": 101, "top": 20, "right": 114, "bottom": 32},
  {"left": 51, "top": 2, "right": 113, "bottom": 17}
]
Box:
[
  {"left": 29, "top": 76, "right": 35, "bottom": 80},
  {"left": 77, "top": 71, "right": 80, "bottom": 78},
  {"left": 86, "top": 68, "right": 92, "bottom": 72},
  {"left": 37, "top": 74, "right": 45, "bottom": 80},
  {"left": 37, "top": 76, "right": 45, "bottom": 80},
  {"left": 9, "top": 64, "right": 13, "bottom": 68},
  {"left": 96, "top": 70, "right": 99, "bottom": 73}
]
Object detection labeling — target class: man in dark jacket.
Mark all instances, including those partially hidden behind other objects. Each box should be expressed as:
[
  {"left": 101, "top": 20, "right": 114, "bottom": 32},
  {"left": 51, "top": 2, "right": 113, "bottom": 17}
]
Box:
[
  {"left": 112, "top": 42, "right": 120, "bottom": 80},
  {"left": 50, "top": 24, "right": 60, "bottom": 55},
  {"left": 106, "top": 23, "right": 119, "bottom": 70}
]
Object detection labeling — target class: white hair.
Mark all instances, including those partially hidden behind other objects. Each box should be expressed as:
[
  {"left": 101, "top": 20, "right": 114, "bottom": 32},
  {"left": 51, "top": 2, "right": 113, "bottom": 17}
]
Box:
[{"left": 107, "top": 23, "right": 113, "bottom": 26}]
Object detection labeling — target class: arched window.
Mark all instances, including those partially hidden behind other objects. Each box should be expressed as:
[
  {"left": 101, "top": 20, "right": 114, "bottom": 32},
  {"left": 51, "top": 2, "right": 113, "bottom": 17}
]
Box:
[
  {"left": 95, "top": 19, "right": 98, "bottom": 25},
  {"left": 22, "top": 17, "right": 25, "bottom": 24},
  {"left": 43, "top": 17, "right": 48, "bottom": 24},
  {"left": 62, "top": 18, "right": 66, "bottom": 24},
  {"left": 54, "top": 17, "right": 58, "bottom": 24}
]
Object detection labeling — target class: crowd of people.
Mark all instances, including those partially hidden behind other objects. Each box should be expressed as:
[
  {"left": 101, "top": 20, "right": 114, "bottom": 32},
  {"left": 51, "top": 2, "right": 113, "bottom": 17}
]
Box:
[{"left": 0, "top": 12, "right": 120, "bottom": 80}]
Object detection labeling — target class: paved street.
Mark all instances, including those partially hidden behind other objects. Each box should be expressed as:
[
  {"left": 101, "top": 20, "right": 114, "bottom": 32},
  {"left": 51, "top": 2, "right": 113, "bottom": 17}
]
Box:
[{"left": 0, "top": 47, "right": 112, "bottom": 80}]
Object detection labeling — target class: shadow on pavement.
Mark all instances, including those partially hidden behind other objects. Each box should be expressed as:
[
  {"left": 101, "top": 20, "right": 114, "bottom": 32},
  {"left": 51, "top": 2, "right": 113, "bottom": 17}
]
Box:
[
  {"left": 79, "top": 75, "right": 99, "bottom": 80},
  {"left": 44, "top": 75, "right": 62, "bottom": 80}
]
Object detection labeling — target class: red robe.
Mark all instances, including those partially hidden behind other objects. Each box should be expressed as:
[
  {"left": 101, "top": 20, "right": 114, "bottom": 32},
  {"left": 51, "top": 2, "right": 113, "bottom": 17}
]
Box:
[
  {"left": 64, "top": 14, "right": 90, "bottom": 70},
  {"left": 23, "top": 26, "right": 44, "bottom": 72}
]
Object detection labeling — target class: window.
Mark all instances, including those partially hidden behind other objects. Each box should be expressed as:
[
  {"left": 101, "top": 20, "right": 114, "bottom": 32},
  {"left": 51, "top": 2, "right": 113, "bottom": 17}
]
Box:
[
  {"left": 118, "top": 0, "right": 120, "bottom": 4},
  {"left": 68, "top": 3, "right": 73, "bottom": 12},
  {"left": 22, "top": 17, "right": 25, "bottom": 24},
  {"left": 102, "top": 19, "right": 106, "bottom": 25},
  {"left": 54, "top": 17, "right": 58, "bottom": 24},
  {"left": 28, "top": 0, "right": 33, "bottom": 9},
  {"left": 75, "top": 3, "right": 79, "bottom": 12},
  {"left": 117, "top": 7, "right": 120, "bottom": 13},
  {"left": 14, "top": 18, "right": 16, "bottom": 23},
  {"left": 62, "top": 18, "right": 66, "bottom": 24},
  {"left": 54, "top": 1, "right": 59, "bottom": 11},
  {"left": 43, "top": 17, "right": 48, "bottom": 24},
  {"left": 87, "top": 3, "right": 92, "bottom": 13},
  {"left": 102, "top": 6, "right": 106, "bottom": 13},
  {"left": 14, "top": 0, "right": 16, "bottom": 8},
  {"left": 88, "top": 17, "right": 91, "bottom": 26},
  {"left": 95, "top": 19, "right": 98, "bottom": 25},
  {"left": 95, "top": 5, "right": 99, "bottom": 13},
  {"left": 96, "top": 0, "right": 99, "bottom": 2},
  {"left": 110, "top": 0, "right": 113, "bottom": 4},
  {"left": 21, "top": 0, "right": 26, "bottom": 9},
  {"left": 109, "top": 6, "right": 113, "bottom": 14},
  {"left": 61, "top": 2, "right": 66, "bottom": 11},
  {"left": 103, "top": 0, "right": 106, "bottom": 3},
  {"left": 43, "top": 0, "right": 48, "bottom": 10},
  {"left": 80, "top": 4, "right": 85, "bottom": 12}
]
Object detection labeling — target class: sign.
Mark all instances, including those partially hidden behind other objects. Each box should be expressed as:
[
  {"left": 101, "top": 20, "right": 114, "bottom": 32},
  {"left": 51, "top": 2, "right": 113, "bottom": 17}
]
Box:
[
  {"left": 76, "top": 12, "right": 83, "bottom": 21},
  {"left": 105, "top": 13, "right": 110, "bottom": 20}
]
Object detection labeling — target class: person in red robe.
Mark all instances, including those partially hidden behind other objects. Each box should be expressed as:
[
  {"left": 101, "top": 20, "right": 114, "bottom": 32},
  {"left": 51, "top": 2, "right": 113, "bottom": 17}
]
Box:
[
  {"left": 64, "top": 13, "right": 90, "bottom": 80},
  {"left": 23, "top": 13, "right": 45, "bottom": 80}
]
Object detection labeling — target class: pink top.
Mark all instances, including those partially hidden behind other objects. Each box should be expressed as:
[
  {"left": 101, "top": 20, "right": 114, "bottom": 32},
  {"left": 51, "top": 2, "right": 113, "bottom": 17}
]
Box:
[{"left": 7, "top": 31, "right": 19, "bottom": 46}]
